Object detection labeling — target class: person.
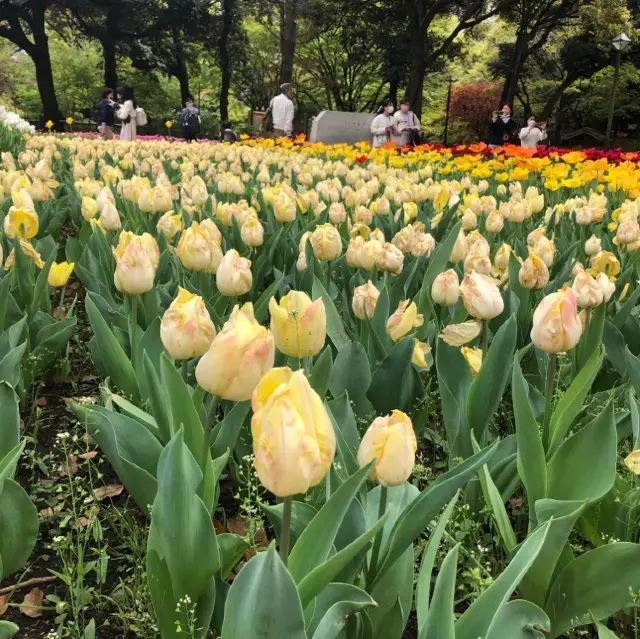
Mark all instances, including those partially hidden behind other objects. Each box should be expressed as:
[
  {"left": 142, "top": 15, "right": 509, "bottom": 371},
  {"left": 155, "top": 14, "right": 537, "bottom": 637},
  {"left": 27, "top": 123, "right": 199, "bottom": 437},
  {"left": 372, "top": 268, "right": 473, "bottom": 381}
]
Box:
[
  {"left": 371, "top": 100, "right": 397, "bottom": 148},
  {"left": 519, "top": 115, "right": 547, "bottom": 149},
  {"left": 488, "top": 104, "right": 518, "bottom": 147},
  {"left": 393, "top": 98, "right": 422, "bottom": 146},
  {"left": 219, "top": 120, "right": 238, "bottom": 143},
  {"left": 180, "top": 98, "right": 201, "bottom": 142},
  {"left": 116, "top": 84, "right": 137, "bottom": 142},
  {"left": 270, "top": 83, "right": 295, "bottom": 138},
  {"left": 96, "top": 88, "right": 115, "bottom": 140}
]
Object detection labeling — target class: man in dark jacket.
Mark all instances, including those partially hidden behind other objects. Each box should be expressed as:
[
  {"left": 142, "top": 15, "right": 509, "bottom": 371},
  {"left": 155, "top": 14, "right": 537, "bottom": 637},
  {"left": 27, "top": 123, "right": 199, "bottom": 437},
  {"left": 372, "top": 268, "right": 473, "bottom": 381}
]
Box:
[
  {"left": 488, "top": 104, "right": 518, "bottom": 147},
  {"left": 96, "top": 88, "right": 115, "bottom": 140},
  {"left": 180, "top": 99, "right": 201, "bottom": 142}
]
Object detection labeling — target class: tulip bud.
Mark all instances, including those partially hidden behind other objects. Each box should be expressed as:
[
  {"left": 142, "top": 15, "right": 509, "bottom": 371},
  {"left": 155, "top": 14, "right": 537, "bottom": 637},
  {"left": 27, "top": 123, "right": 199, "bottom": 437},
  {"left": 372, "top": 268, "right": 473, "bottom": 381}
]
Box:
[
  {"left": 156, "top": 211, "right": 183, "bottom": 239},
  {"left": 533, "top": 237, "right": 555, "bottom": 267},
  {"left": 531, "top": 289, "right": 582, "bottom": 354},
  {"left": 311, "top": 223, "right": 342, "bottom": 261},
  {"left": 392, "top": 226, "right": 415, "bottom": 253},
  {"left": 574, "top": 206, "right": 592, "bottom": 226},
  {"left": 96, "top": 186, "right": 115, "bottom": 213},
  {"left": 596, "top": 272, "right": 615, "bottom": 303},
  {"left": 251, "top": 368, "right": 336, "bottom": 496},
  {"left": 496, "top": 184, "right": 507, "bottom": 196},
  {"left": 178, "top": 222, "right": 220, "bottom": 273},
  {"left": 386, "top": 300, "right": 423, "bottom": 342},
  {"left": 439, "top": 320, "right": 481, "bottom": 347},
  {"left": 585, "top": 235, "right": 601, "bottom": 257},
  {"left": 461, "top": 346, "right": 482, "bottom": 376},
  {"left": 346, "top": 237, "right": 364, "bottom": 268},
  {"left": 273, "top": 191, "right": 297, "bottom": 222},
  {"left": 519, "top": 251, "right": 549, "bottom": 290},
  {"left": 357, "top": 410, "right": 416, "bottom": 486},
  {"left": 112, "top": 232, "right": 158, "bottom": 295},
  {"left": 241, "top": 217, "right": 264, "bottom": 248},
  {"left": 329, "top": 202, "right": 347, "bottom": 225},
  {"left": 572, "top": 271, "right": 604, "bottom": 308},
  {"left": 48, "top": 261, "right": 74, "bottom": 287},
  {"left": 376, "top": 242, "right": 404, "bottom": 275},
  {"left": 216, "top": 249, "right": 252, "bottom": 296},
  {"left": 200, "top": 218, "right": 223, "bottom": 246},
  {"left": 196, "top": 303, "right": 274, "bottom": 401},
  {"left": 460, "top": 272, "right": 504, "bottom": 320},
  {"left": 449, "top": 230, "right": 468, "bottom": 264},
  {"left": 485, "top": 212, "right": 504, "bottom": 233},
  {"left": 461, "top": 209, "right": 477, "bottom": 231},
  {"left": 411, "top": 232, "right": 436, "bottom": 257},
  {"left": 81, "top": 196, "right": 98, "bottom": 221},
  {"left": 161, "top": 287, "right": 216, "bottom": 360},
  {"left": 403, "top": 201, "right": 418, "bottom": 224},
  {"left": 296, "top": 250, "right": 307, "bottom": 272},
  {"left": 359, "top": 239, "right": 384, "bottom": 271},
  {"left": 4, "top": 207, "right": 39, "bottom": 239},
  {"left": 527, "top": 227, "right": 546, "bottom": 247},
  {"left": 617, "top": 220, "right": 639, "bottom": 245},
  {"left": 431, "top": 269, "right": 460, "bottom": 306},
  {"left": 374, "top": 196, "right": 390, "bottom": 216},
  {"left": 352, "top": 280, "right": 380, "bottom": 320},
  {"left": 100, "top": 199, "right": 121, "bottom": 232},
  {"left": 269, "top": 290, "right": 326, "bottom": 357}
]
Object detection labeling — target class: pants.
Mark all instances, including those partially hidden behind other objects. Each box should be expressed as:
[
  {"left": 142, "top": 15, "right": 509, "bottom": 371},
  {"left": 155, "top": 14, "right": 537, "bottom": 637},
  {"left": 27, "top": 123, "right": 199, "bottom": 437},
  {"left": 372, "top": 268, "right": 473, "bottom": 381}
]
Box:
[
  {"left": 101, "top": 125, "right": 114, "bottom": 140},
  {"left": 184, "top": 132, "right": 198, "bottom": 142}
]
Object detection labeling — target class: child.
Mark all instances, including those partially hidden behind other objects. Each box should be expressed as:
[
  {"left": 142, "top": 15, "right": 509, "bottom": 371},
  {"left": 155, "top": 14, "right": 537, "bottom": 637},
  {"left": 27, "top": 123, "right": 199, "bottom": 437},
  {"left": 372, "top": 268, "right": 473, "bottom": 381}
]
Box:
[{"left": 96, "top": 88, "right": 115, "bottom": 140}]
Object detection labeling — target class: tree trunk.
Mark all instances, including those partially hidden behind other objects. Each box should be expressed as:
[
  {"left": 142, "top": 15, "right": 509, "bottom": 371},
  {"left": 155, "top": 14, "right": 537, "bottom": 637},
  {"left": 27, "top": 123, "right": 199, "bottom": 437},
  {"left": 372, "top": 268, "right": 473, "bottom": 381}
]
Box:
[
  {"left": 540, "top": 75, "right": 575, "bottom": 121},
  {"left": 279, "top": 0, "right": 297, "bottom": 86},
  {"left": 500, "top": 34, "right": 528, "bottom": 108},
  {"left": 102, "top": 4, "right": 121, "bottom": 90},
  {"left": 30, "top": 6, "right": 63, "bottom": 127},
  {"left": 404, "top": 18, "right": 427, "bottom": 117},
  {"left": 172, "top": 29, "right": 191, "bottom": 106},
  {"left": 218, "top": 0, "right": 234, "bottom": 122},
  {"left": 388, "top": 77, "right": 399, "bottom": 108}
]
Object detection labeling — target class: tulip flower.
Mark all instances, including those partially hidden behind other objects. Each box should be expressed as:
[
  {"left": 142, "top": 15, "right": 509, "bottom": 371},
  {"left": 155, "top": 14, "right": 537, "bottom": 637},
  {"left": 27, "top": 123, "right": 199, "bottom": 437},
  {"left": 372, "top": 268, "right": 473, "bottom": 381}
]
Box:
[
  {"left": 177, "top": 222, "right": 222, "bottom": 273},
  {"left": 4, "top": 207, "right": 38, "bottom": 239},
  {"left": 4, "top": 239, "right": 44, "bottom": 271},
  {"left": 376, "top": 242, "right": 404, "bottom": 275},
  {"left": 449, "top": 230, "right": 468, "bottom": 264},
  {"left": 311, "top": 223, "right": 342, "bottom": 261},
  {"left": 100, "top": 199, "right": 121, "bottom": 232},
  {"left": 160, "top": 287, "right": 216, "bottom": 361},
  {"left": 460, "top": 272, "right": 504, "bottom": 320},
  {"left": 241, "top": 217, "right": 264, "bottom": 248},
  {"left": 531, "top": 289, "right": 582, "bottom": 355},
  {"left": 596, "top": 272, "right": 615, "bottom": 303},
  {"left": 461, "top": 346, "right": 482, "bottom": 376},
  {"left": 359, "top": 239, "right": 384, "bottom": 271},
  {"left": 81, "top": 196, "right": 98, "bottom": 221},
  {"left": 624, "top": 450, "right": 640, "bottom": 474},
  {"left": 386, "top": 300, "right": 423, "bottom": 342},
  {"left": 200, "top": 218, "right": 223, "bottom": 246},
  {"left": 251, "top": 367, "right": 336, "bottom": 496},
  {"left": 439, "top": 321, "right": 482, "bottom": 347},
  {"left": 48, "top": 261, "right": 74, "bottom": 287},
  {"left": 269, "top": 290, "right": 326, "bottom": 357},
  {"left": 585, "top": 235, "right": 601, "bottom": 257},
  {"left": 431, "top": 269, "right": 460, "bottom": 307},
  {"left": 352, "top": 280, "right": 380, "bottom": 320},
  {"left": 357, "top": 410, "right": 416, "bottom": 487},
  {"left": 519, "top": 251, "right": 549, "bottom": 290},
  {"left": 196, "top": 302, "right": 274, "bottom": 402},
  {"left": 329, "top": 202, "right": 347, "bottom": 225},
  {"left": 96, "top": 186, "right": 115, "bottom": 213},
  {"left": 273, "top": 191, "right": 297, "bottom": 222},
  {"left": 45, "top": 120, "right": 53, "bottom": 130},
  {"left": 412, "top": 340, "right": 431, "bottom": 368},
  {"left": 216, "top": 249, "right": 252, "bottom": 296},
  {"left": 485, "top": 211, "right": 504, "bottom": 234},
  {"left": 156, "top": 211, "right": 183, "bottom": 239},
  {"left": 533, "top": 237, "right": 555, "bottom": 268},
  {"left": 589, "top": 251, "right": 621, "bottom": 280},
  {"left": 572, "top": 271, "right": 603, "bottom": 308},
  {"left": 112, "top": 231, "right": 159, "bottom": 295}
]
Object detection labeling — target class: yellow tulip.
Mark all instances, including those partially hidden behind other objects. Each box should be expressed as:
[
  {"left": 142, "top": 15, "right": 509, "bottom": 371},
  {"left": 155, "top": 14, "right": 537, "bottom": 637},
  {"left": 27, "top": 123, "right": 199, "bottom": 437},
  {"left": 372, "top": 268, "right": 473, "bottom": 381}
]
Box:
[
  {"left": 328, "top": 202, "right": 347, "bottom": 225},
  {"left": 4, "top": 207, "right": 39, "bottom": 239},
  {"left": 45, "top": 120, "right": 54, "bottom": 129},
  {"left": 460, "top": 272, "right": 504, "bottom": 320},
  {"left": 376, "top": 242, "right": 404, "bottom": 275},
  {"left": 48, "top": 261, "right": 74, "bottom": 287},
  {"left": 216, "top": 249, "right": 252, "bottom": 296},
  {"left": 589, "top": 251, "right": 621, "bottom": 280},
  {"left": 241, "top": 217, "right": 264, "bottom": 248},
  {"left": 112, "top": 232, "right": 158, "bottom": 295},
  {"left": 269, "top": 290, "right": 326, "bottom": 357},
  {"left": 160, "top": 287, "right": 216, "bottom": 360},
  {"left": 439, "top": 321, "right": 482, "bottom": 347},
  {"left": 412, "top": 340, "right": 431, "bottom": 368},
  {"left": 156, "top": 211, "right": 184, "bottom": 239},
  {"left": 196, "top": 303, "right": 275, "bottom": 401},
  {"left": 81, "top": 197, "right": 98, "bottom": 221},
  {"left": 65, "top": 117, "right": 73, "bottom": 125},
  {"left": 311, "top": 223, "right": 342, "bottom": 261},
  {"left": 357, "top": 410, "right": 416, "bottom": 486},
  {"left": 177, "top": 222, "right": 221, "bottom": 273},
  {"left": 200, "top": 218, "right": 223, "bottom": 245},
  {"left": 4, "top": 238, "right": 44, "bottom": 270},
  {"left": 96, "top": 186, "right": 115, "bottom": 213},
  {"left": 485, "top": 211, "right": 504, "bottom": 234},
  {"left": 449, "top": 230, "right": 468, "bottom": 264},
  {"left": 359, "top": 239, "right": 384, "bottom": 271},
  {"left": 461, "top": 346, "right": 482, "bottom": 376},
  {"left": 251, "top": 368, "right": 336, "bottom": 496},
  {"left": 273, "top": 191, "right": 297, "bottom": 222},
  {"left": 572, "top": 271, "right": 603, "bottom": 308},
  {"left": 585, "top": 235, "right": 601, "bottom": 257},
  {"left": 403, "top": 201, "right": 418, "bottom": 224},
  {"left": 530, "top": 289, "right": 582, "bottom": 354},
  {"left": 596, "top": 272, "right": 615, "bottom": 303},
  {"left": 11, "top": 187, "right": 34, "bottom": 210},
  {"left": 624, "top": 450, "right": 640, "bottom": 474},
  {"left": 30, "top": 179, "right": 53, "bottom": 202},
  {"left": 386, "top": 300, "right": 423, "bottom": 342},
  {"left": 352, "top": 280, "right": 380, "bottom": 320},
  {"left": 519, "top": 251, "right": 549, "bottom": 290}
]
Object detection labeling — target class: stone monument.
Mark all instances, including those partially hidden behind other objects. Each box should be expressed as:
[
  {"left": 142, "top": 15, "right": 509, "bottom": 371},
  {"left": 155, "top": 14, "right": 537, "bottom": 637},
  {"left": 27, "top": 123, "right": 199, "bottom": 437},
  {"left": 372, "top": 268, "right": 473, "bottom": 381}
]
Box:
[{"left": 309, "top": 111, "right": 375, "bottom": 145}]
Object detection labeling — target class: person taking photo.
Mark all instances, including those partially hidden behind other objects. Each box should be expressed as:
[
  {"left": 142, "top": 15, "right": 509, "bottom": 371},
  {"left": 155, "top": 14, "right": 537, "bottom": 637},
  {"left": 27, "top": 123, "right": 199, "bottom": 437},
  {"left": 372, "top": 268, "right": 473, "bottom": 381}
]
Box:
[
  {"left": 371, "top": 100, "right": 398, "bottom": 148},
  {"left": 488, "top": 104, "right": 517, "bottom": 147},
  {"left": 519, "top": 115, "right": 548, "bottom": 149},
  {"left": 393, "top": 98, "right": 422, "bottom": 146}
]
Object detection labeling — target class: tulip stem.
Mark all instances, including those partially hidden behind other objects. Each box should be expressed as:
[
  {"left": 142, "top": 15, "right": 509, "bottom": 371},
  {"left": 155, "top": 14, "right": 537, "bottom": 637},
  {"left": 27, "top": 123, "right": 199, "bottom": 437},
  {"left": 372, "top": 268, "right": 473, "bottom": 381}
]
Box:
[
  {"left": 542, "top": 353, "right": 557, "bottom": 450},
  {"left": 280, "top": 496, "right": 293, "bottom": 565},
  {"left": 130, "top": 295, "right": 138, "bottom": 368},
  {"left": 369, "top": 486, "right": 388, "bottom": 577},
  {"left": 181, "top": 359, "right": 188, "bottom": 382},
  {"left": 481, "top": 320, "right": 490, "bottom": 359},
  {"left": 57, "top": 285, "right": 67, "bottom": 319},
  {"left": 201, "top": 394, "right": 220, "bottom": 473}
]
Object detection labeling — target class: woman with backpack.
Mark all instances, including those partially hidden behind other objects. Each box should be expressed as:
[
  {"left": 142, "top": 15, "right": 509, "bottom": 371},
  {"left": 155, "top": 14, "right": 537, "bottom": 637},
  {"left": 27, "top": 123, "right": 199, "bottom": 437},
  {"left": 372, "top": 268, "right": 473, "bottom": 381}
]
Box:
[{"left": 116, "top": 84, "right": 139, "bottom": 141}]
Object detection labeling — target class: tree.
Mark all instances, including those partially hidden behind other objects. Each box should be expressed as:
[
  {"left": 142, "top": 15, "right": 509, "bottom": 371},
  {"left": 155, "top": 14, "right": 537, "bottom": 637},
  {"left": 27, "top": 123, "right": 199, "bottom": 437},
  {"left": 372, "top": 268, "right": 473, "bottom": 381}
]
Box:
[
  {"left": 449, "top": 81, "right": 501, "bottom": 140},
  {"left": 0, "top": 0, "right": 63, "bottom": 124}
]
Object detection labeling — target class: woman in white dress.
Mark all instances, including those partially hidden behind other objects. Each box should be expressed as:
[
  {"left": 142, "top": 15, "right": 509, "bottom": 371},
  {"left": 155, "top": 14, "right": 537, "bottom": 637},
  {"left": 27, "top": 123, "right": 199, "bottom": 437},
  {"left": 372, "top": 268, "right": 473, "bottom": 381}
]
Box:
[
  {"left": 370, "top": 99, "right": 397, "bottom": 148},
  {"left": 116, "top": 84, "right": 137, "bottom": 142}
]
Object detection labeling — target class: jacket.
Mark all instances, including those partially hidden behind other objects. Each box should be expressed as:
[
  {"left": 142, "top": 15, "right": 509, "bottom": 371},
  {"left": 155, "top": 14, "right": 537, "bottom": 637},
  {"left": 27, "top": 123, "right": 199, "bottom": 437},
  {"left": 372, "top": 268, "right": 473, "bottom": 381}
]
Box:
[
  {"left": 393, "top": 110, "right": 421, "bottom": 146},
  {"left": 519, "top": 125, "right": 547, "bottom": 149},
  {"left": 271, "top": 93, "right": 294, "bottom": 135},
  {"left": 488, "top": 117, "right": 518, "bottom": 146},
  {"left": 96, "top": 99, "right": 114, "bottom": 127},
  {"left": 371, "top": 114, "right": 396, "bottom": 148}
]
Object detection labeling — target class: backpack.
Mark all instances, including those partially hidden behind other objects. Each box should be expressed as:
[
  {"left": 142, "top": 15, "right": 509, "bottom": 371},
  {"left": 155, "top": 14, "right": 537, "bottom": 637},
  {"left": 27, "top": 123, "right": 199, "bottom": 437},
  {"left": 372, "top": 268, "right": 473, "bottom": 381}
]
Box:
[
  {"left": 181, "top": 109, "right": 200, "bottom": 133},
  {"left": 135, "top": 108, "right": 148, "bottom": 127},
  {"left": 262, "top": 100, "right": 274, "bottom": 134}
]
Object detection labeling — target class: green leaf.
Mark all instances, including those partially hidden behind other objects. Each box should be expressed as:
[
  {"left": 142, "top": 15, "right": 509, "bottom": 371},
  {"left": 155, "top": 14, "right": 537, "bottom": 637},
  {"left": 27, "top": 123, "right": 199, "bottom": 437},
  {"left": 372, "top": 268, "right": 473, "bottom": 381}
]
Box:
[
  {"left": 218, "top": 533, "right": 249, "bottom": 579},
  {"left": 0, "top": 442, "right": 24, "bottom": 486},
  {"left": 141, "top": 353, "right": 172, "bottom": 444},
  {"left": 254, "top": 273, "right": 285, "bottom": 324},
  {"left": 612, "top": 284, "right": 640, "bottom": 329},
  {"left": 373, "top": 441, "right": 498, "bottom": 585},
  {"left": 602, "top": 320, "right": 627, "bottom": 376},
  {"left": 309, "top": 584, "right": 377, "bottom": 639},
  {"left": 467, "top": 315, "right": 517, "bottom": 445},
  {"left": 454, "top": 520, "right": 551, "bottom": 639},
  {"left": 288, "top": 463, "right": 372, "bottom": 584},
  {"left": 0, "top": 342, "right": 26, "bottom": 388},
  {"left": 0, "top": 621, "right": 19, "bottom": 639},
  {"left": 329, "top": 342, "right": 373, "bottom": 415},
  {"left": 416, "top": 493, "right": 458, "bottom": 632},
  {"left": 0, "top": 382, "right": 19, "bottom": 463},
  {"left": 0, "top": 275, "right": 14, "bottom": 331},
  {"left": 579, "top": 302, "right": 606, "bottom": 369},
  {"left": 325, "top": 394, "right": 361, "bottom": 477},
  {"left": 0, "top": 479, "right": 39, "bottom": 579},
  {"left": 485, "top": 600, "right": 550, "bottom": 639},
  {"left": 513, "top": 352, "right": 547, "bottom": 529},
  {"left": 262, "top": 500, "right": 318, "bottom": 547},
  {"left": 29, "top": 317, "right": 77, "bottom": 379},
  {"left": 309, "top": 346, "right": 334, "bottom": 399},
  {"left": 547, "top": 347, "right": 603, "bottom": 454},
  {"left": 594, "top": 620, "right": 620, "bottom": 639},
  {"left": 367, "top": 337, "right": 420, "bottom": 414},
  {"left": 221, "top": 544, "right": 307, "bottom": 639},
  {"left": 313, "top": 276, "right": 349, "bottom": 350},
  {"left": 421, "top": 544, "right": 459, "bottom": 639},
  {"left": 86, "top": 293, "right": 139, "bottom": 402},
  {"left": 373, "top": 596, "right": 405, "bottom": 639},
  {"left": 545, "top": 543, "right": 640, "bottom": 636},
  {"left": 547, "top": 402, "right": 616, "bottom": 503},
  {"left": 211, "top": 400, "right": 250, "bottom": 459}
]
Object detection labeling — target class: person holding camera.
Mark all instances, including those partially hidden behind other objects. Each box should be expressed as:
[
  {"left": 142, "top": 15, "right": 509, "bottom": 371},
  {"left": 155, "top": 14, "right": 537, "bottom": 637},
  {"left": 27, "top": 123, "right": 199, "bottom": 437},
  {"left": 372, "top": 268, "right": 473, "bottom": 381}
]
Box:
[
  {"left": 393, "top": 98, "right": 422, "bottom": 147},
  {"left": 519, "top": 115, "right": 548, "bottom": 149},
  {"left": 96, "top": 88, "right": 116, "bottom": 140},
  {"left": 488, "top": 104, "right": 518, "bottom": 147},
  {"left": 371, "top": 99, "right": 398, "bottom": 148}
]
